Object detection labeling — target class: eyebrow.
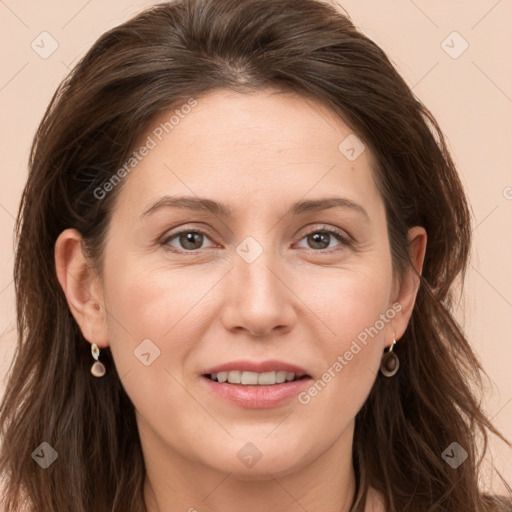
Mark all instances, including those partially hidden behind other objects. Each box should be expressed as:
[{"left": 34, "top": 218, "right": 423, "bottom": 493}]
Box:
[{"left": 140, "top": 195, "right": 371, "bottom": 223}]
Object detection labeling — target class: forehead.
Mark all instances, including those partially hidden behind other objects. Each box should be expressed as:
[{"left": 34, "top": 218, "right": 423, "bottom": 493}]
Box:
[{"left": 116, "top": 88, "right": 382, "bottom": 219}]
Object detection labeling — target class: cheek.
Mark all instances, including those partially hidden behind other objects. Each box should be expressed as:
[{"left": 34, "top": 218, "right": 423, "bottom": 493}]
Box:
[
  {"left": 102, "top": 255, "right": 205, "bottom": 339},
  {"left": 100, "top": 260, "right": 204, "bottom": 433},
  {"left": 296, "top": 263, "right": 392, "bottom": 415},
  {"left": 309, "top": 262, "right": 393, "bottom": 347},
  {"left": 99, "top": 257, "right": 200, "bottom": 384}
]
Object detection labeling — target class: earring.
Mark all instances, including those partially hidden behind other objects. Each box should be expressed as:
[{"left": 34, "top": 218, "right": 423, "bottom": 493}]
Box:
[
  {"left": 90, "top": 343, "right": 106, "bottom": 377},
  {"left": 379, "top": 334, "right": 400, "bottom": 377}
]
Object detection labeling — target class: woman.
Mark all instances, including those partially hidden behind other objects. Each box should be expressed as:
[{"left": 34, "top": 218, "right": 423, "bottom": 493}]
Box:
[{"left": 0, "top": 0, "right": 510, "bottom": 510}]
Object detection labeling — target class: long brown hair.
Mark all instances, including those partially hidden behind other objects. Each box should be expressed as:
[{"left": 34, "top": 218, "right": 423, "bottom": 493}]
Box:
[{"left": 1, "top": 0, "right": 511, "bottom": 510}]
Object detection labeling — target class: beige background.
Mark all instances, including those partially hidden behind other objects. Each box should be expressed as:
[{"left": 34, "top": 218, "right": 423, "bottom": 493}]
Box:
[{"left": 1, "top": 0, "right": 511, "bottom": 491}]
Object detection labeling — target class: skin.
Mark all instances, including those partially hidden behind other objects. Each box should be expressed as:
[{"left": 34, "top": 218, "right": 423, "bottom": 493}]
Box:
[{"left": 55, "top": 88, "right": 426, "bottom": 512}]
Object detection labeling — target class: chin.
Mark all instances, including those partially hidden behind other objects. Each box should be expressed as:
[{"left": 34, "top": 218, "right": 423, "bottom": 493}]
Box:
[
  {"left": 221, "top": 461, "right": 304, "bottom": 482},
  {"left": 203, "top": 448, "right": 309, "bottom": 481}
]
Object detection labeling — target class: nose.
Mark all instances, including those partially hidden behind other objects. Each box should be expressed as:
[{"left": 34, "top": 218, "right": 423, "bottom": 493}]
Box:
[{"left": 221, "top": 249, "right": 297, "bottom": 338}]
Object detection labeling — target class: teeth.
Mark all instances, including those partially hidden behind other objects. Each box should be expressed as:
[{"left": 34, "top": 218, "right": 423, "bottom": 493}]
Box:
[
  {"left": 241, "top": 371, "right": 259, "bottom": 385},
  {"left": 216, "top": 372, "right": 228, "bottom": 383},
  {"left": 276, "top": 370, "right": 287, "bottom": 383},
  {"left": 257, "top": 372, "right": 276, "bottom": 385},
  {"left": 209, "top": 370, "right": 300, "bottom": 385},
  {"left": 227, "top": 370, "right": 241, "bottom": 383}
]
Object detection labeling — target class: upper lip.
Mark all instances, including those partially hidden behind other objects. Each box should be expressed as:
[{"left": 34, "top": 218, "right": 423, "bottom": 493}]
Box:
[{"left": 202, "top": 360, "right": 309, "bottom": 378}]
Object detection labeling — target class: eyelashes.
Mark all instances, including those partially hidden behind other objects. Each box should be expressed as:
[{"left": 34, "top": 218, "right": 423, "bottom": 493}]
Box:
[
  {"left": 160, "top": 224, "right": 353, "bottom": 255},
  {"left": 295, "top": 226, "right": 351, "bottom": 252}
]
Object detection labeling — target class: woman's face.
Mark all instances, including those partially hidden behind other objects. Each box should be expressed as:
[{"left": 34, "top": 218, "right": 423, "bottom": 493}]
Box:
[{"left": 60, "top": 88, "right": 425, "bottom": 480}]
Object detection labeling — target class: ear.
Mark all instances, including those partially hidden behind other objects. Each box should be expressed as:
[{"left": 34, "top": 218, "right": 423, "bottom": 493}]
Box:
[
  {"left": 54, "top": 228, "right": 109, "bottom": 348},
  {"left": 389, "top": 225, "right": 427, "bottom": 345}
]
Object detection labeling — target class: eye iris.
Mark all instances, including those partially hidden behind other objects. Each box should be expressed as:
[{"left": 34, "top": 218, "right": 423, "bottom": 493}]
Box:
[
  {"left": 309, "top": 232, "right": 330, "bottom": 249},
  {"left": 180, "top": 232, "right": 203, "bottom": 250}
]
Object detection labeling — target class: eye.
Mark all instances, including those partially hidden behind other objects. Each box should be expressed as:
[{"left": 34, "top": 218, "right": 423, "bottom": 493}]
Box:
[
  {"left": 295, "top": 225, "right": 351, "bottom": 253},
  {"left": 161, "top": 224, "right": 352, "bottom": 254},
  {"left": 161, "top": 228, "right": 216, "bottom": 252}
]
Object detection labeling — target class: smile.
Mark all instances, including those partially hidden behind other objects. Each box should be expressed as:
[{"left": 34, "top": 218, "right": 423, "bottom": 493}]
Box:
[{"left": 206, "top": 370, "right": 306, "bottom": 385}]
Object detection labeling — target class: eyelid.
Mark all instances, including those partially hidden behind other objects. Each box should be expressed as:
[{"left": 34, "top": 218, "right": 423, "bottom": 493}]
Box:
[{"left": 296, "top": 223, "right": 352, "bottom": 243}]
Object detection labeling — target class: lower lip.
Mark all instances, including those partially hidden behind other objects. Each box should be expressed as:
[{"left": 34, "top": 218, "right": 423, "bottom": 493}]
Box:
[{"left": 201, "top": 375, "right": 312, "bottom": 409}]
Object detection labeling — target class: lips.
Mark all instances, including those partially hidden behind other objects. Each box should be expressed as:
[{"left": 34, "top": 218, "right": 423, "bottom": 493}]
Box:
[{"left": 200, "top": 359, "right": 312, "bottom": 408}]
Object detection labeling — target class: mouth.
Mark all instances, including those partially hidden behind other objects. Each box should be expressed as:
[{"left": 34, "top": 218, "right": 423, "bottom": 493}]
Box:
[
  {"left": 201, "top": 371, "right": 312, "bottom": 409},
  {"left": 200, "top": 360, "right": 312, "bottom": 408}
]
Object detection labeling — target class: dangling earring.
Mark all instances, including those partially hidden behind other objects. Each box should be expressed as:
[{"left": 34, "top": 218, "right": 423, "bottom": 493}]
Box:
[
  {"left": 90, "top": 343, "right": 106, "bottom": 377},
  {"left": 379, "top": 333, "right": 400, "bottom": 377}
]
